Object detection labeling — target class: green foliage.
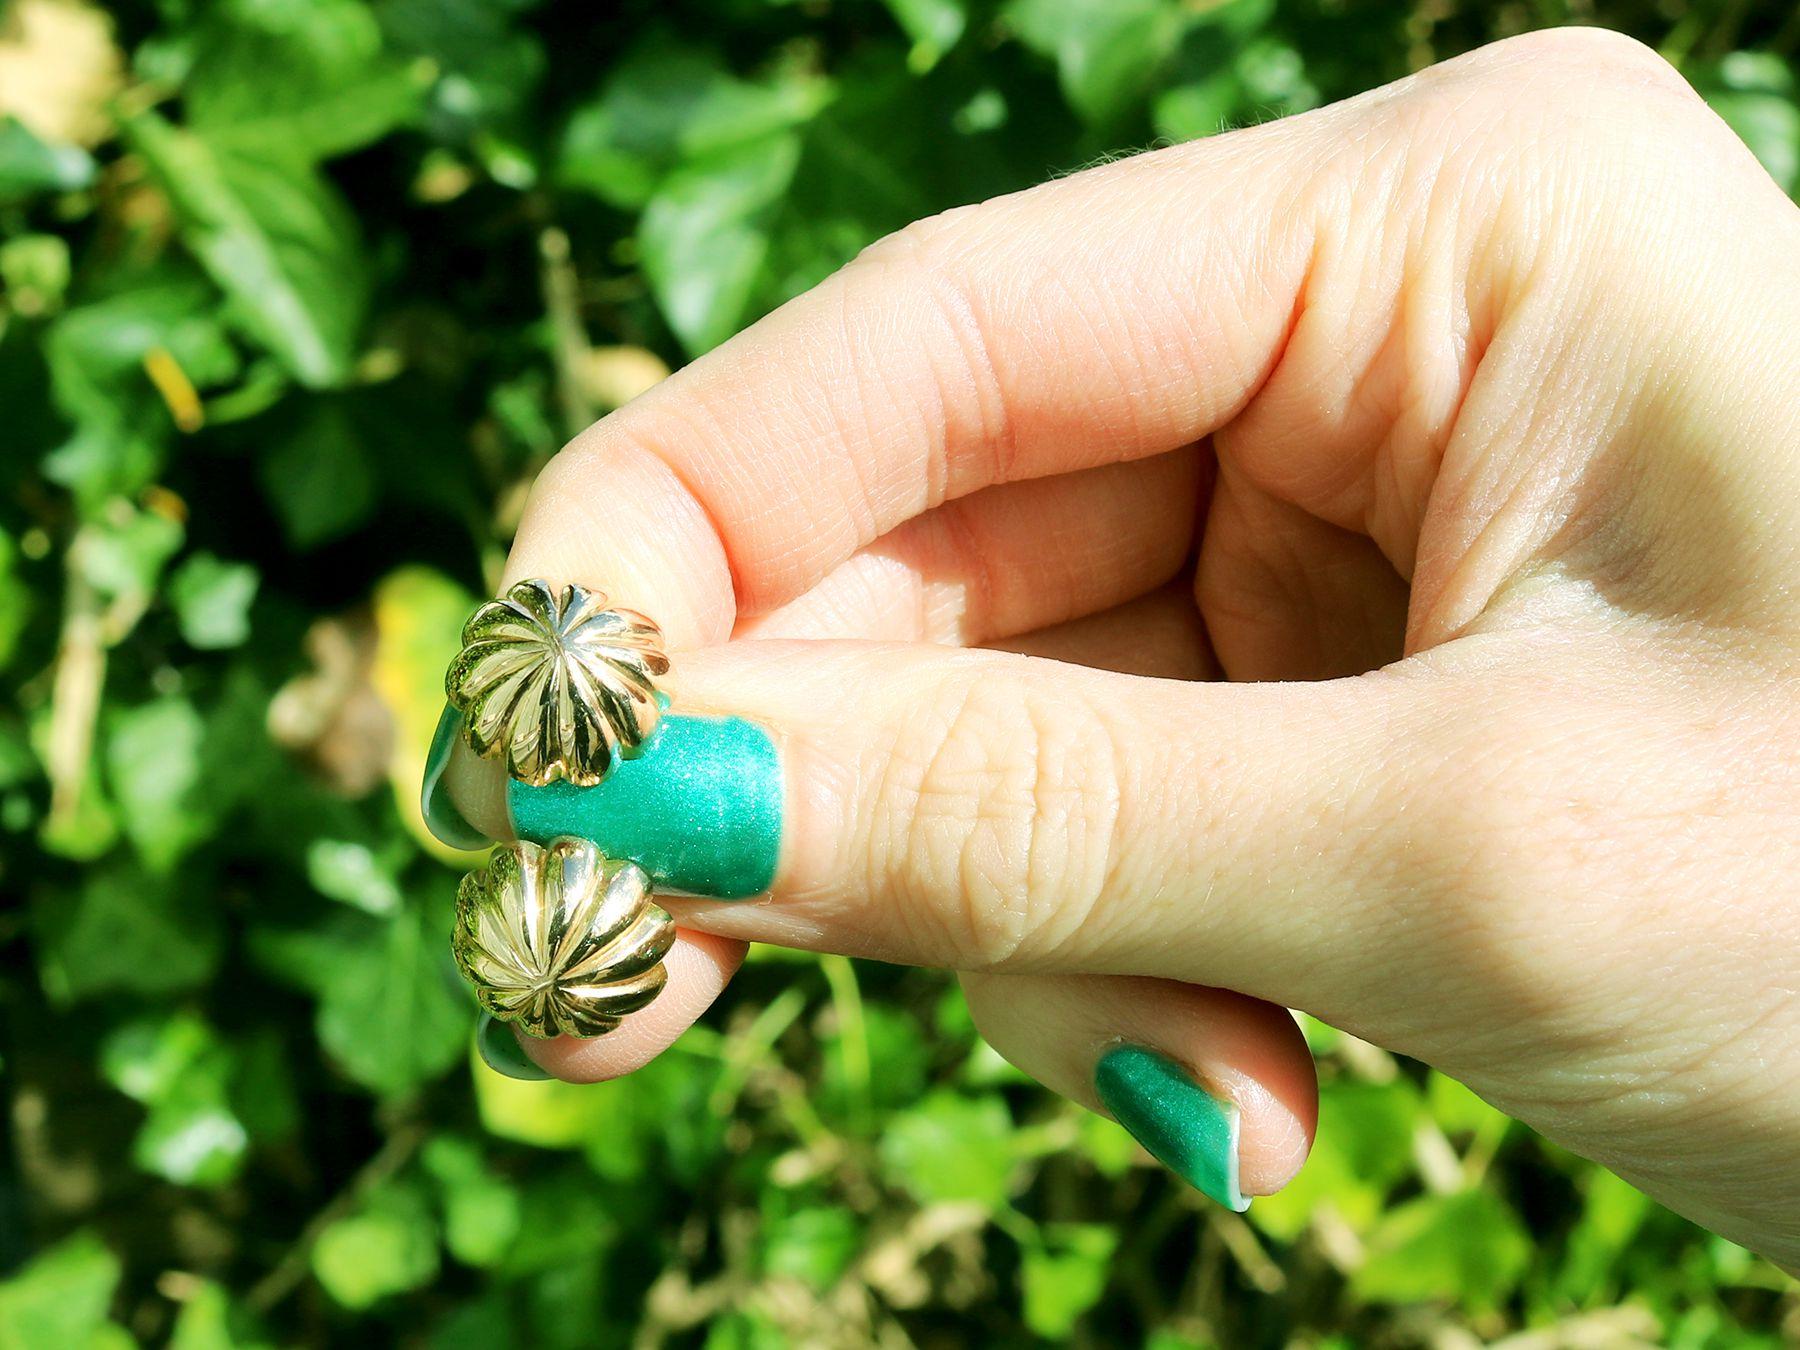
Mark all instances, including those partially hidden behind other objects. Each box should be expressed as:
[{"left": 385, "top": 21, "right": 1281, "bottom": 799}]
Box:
[{"left": 1, "top": 0, "right": 1796, "bottom": 1344}]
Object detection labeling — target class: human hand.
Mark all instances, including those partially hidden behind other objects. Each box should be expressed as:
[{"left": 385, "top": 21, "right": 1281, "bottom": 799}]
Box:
[{"left": 425, "top": 28, "right": 1800, "bottom": 1269}]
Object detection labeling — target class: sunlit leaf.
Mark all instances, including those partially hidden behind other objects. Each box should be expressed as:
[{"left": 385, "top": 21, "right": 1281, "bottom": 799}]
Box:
[
  {"left": 126, "top": 112, "right": 367, "bottom": 388},
  {"left": 1022, "top": 1223, "right": 1117, "bottom": 1338},
  {"left": 639, "top": 132, "right": 803, "bottom": 355},
  {"left": 878, "top": 1090, "right": 1017, "bottom": 1208},
  {"left": 1353, "top": 1189, "right": 1532, "bottom": 1311},
  {"left": 169, "top": 553, "right": 259, "bottom": 650},
  {"left": 185, "top": 0, "right": 427, "bottom": 162},
  {"left": 0, "top": 1231, "right": 124, "bottom": 1348},
  {"left": 311, "top": 1183, "right": 441, "bottom": 1308}
]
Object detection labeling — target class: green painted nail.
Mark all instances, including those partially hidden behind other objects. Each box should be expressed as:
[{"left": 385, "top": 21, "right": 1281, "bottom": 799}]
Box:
[
  {"left": 1094, "top": 1045, "right": 1247, "bottom": 1211},
  {"left": 475, "top": 1014, "right": 553, "bottom": 1081},
  {"left": 507, "top": 712, "right": 781, "bottom": 899},
  {"left": 421, "top": 705, "right": 491, "bottom": 851}
]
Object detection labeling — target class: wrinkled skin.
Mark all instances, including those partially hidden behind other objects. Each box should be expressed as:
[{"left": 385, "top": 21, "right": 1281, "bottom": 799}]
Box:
[{"left": 445, "top": 30, "right": 1800, "bottom": 1269}]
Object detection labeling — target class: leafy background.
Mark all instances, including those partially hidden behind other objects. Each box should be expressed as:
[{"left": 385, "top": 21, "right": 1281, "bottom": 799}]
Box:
[{"left": 2, "top": 0, "right": 1797, "bottom": 1344}]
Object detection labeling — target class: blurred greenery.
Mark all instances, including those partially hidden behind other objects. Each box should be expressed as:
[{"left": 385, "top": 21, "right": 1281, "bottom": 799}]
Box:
[{"left": 1, "top": 0, "right": 1797, "bottom": 1344}]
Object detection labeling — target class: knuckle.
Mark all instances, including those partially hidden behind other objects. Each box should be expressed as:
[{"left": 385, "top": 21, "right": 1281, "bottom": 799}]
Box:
[{"left": 878, "top": 663, "right": 1119, "bottom": 970}]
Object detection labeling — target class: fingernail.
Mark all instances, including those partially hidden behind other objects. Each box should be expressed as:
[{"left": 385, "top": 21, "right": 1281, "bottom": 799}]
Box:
[
  {"left": 507, "top": 712, "right": 780, "bottom": 899},
  {"left": 1094, "top": 1045, "right": 1247, "bottom": 1211},
  {"left": 475, "top": 1013, "right": 554, "bottom": 1081},
  {"left": 421, "top": 705, "right": 491, "bottom": 851}
]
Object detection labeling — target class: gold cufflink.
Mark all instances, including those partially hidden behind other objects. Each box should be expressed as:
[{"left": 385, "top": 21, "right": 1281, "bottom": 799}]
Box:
[
  {"left": 445, "top": 578, "right": 670, "bottom": 788},
  {"left": 453, "top": 837, "right": 674, "bottom": 1039}
]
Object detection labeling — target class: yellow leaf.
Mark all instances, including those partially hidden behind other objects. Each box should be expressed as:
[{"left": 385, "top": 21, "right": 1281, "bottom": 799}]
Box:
[
  {"left": 369, "top": 565, "right": 485, "bottom": 865},
  {"left": 0, "top": 0, "right": 123, "bottom": 148}
]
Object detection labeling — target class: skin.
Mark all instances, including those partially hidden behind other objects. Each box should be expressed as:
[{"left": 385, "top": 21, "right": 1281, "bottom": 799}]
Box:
[{"left": 443, "top": 29, "right": 1800, "bottom": 1270}]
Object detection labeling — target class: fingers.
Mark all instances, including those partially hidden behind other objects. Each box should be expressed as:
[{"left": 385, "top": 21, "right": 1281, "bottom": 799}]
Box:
[
  {"left": 739, "top": 450, "right": 1201, "bottom": 645},
  {"left": 506, "top": 87, "right": 1331, "bottom": 627},
  {"left": 961, "top": 972, "right": 1316, "bottom": 1204}
]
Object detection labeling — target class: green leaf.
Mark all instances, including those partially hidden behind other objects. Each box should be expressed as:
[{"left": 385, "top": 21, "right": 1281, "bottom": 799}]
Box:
[
  {"left": 1006, "top": 0, "right": 1186, "bottom": 126},
  {"left": 472, "top": 1039, "right": 723, "bottom": 1183},
  {"left": 35, "top": 864, "right": 223, "bottom": 1002},
  {"left": 878, "top": 1090, "right": 1017, "bottom": 1208},
  {"left": 315, "top": 890, "right": 471, "bottom": 1096},
  {"left": 376, "top": 0, "right": 546, "bottom": 146},
  {"left": 0, "top": 116, "right": 95, "bottom": 200},
  {"left": 423, "top": 1135, "right": 522, "bottom": 1268},
  {"left": 761, "top": 1206, "right": 859, "bottom": 1290},
  {"left": 1556, "top": 1167, "right": 1656, "bottom": 1304},
  {"left": 558, "top": 38, "right": 830, "bottom": 211},
  {"left": 106, "top": 695, "right": 211, "bottom": 871},
  {"left": 822, "top": 1003, "right": 929, "bottom": 1120},
  {"left": 76, "top": 506, "right": 185, "bottom": 604},
  {"left": 257, "top": 399, "right": 379, "bottom": 548},
  {"left": 1021, "top": 1223, "right": 1118, "bottom": 1338},
  {"left": 1427, "top": 1070, "right": 1511, "bottom": 1139},
  {"left": 169, "top": 553, "right": 259, "bottom": 650},
  {"left": 882, "top": 0, "right": 967, "bottom": 69},
  {"left": 101, "top": 1012, "right": 254, "bottom": 1187},
  {"left": 0, "top": 1232, "right": 123, "bottom": 1349},
  {"left": 0, "top": 233, "right": 73, "bottom": 316},
  {"left": 44, "top": 277, "right": 237, "bottom": 510},
  {"left": 1352, "top": 1189, "right": 1532, "bottom": 1311},
  {"left": 126, "top": 112, "right": 367, "bottom": 387},
  {"left": 185, "top": 0, "right": 427, "bottom": 162},
  {"left": 1075, "top": 1111, "right": 1138, "bottom": 1178},
  {"left": 306, "top": 837, "right": 403, "bottom": 915},
  {"left": 639, "top": 132, "right": 803, "bottom": 355},
  {"left": 311, "top": 1183, "right": 441, "bottom": 1308},
  {"left": 168, "top": 1281, "right": 274, "bottom": 1350}
]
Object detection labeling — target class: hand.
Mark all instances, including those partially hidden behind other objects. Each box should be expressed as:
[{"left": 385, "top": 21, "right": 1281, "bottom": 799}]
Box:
[{"left": 428, "top": 28, "right": 1800, "bottom": 1268}]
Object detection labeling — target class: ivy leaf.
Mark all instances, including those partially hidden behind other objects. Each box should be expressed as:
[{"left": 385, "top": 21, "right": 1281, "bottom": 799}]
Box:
[
  {"left": 185, "top": 0, "right": 426, "bottom": 162},
  {"left": 761, "top": 1206, "right": 860, "bottom": 1290},
  {"left": 315, "top": 889, "right": 471, "bottom": 1097},
  {"left": 422, "top": 1135, "right": 523, "bottom": 1268},
  {"left": 106, "top": 695, "right": 211, "bottom": 872},
  {"left": 167, "top": 1281, "right": 275, "bottom": 1350},
  {"left": 100, "top": 1011, "right": 249, "bottom": 1187},
  {"left": 311, "top": 1182, "right": 441, "bottom": 1309},
  {"left": 34, "top": 864, "right": 223, "bottom": 1003},
  {"left": 43, "top": 274, "right": 237, "bottom": 511},
  {"left": 878, "top": 1090, "right": 1017, "bottom": 1209},
  {"left": 169, "top": 553, "right": 259, "bottom": 650},
  {"left": 258, "top": 399, "right": 378, "bottom": 548},
  {"left": 558, "top": 38, "right": 830, "bottom": 210},
  {"left": 379, "top": 0, "right": 545, "bottom": 126},
  {"left": 0, "top": 1231, "right": 125, "bottom": 1348},
  {"left": 126, "top": 112, "right": 367, "bottom": 388},
  {"left": 1352, "top": 1189, "right": 1532, "bottom": 1311},
  {"left": 1006, "top": 0, "right": 1187, "bottom": 126},
  {"left": 639, "top": 132, "right": 803, "bottom": 356},
  {"left": 1021, "top": 1223, "right": 1118, "bottom": 1338}
]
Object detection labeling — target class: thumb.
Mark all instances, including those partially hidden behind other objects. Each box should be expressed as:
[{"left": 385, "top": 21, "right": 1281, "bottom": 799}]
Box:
[{"left": 451, "top": 636, "right": 1466, "bottom": 1018}]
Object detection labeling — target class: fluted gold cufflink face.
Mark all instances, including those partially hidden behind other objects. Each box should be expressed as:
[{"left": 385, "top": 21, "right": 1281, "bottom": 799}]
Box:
[
  {"left": 453, "top": 837, "right": 674, "bottom": 1039},
  {"left": 445, "top": 579, "right": 670, "bottom": 787}
]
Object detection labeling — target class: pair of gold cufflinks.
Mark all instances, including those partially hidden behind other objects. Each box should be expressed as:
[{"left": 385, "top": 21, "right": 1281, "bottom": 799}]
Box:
[{"left": 444, "top": 579, "right": 675, "bottom": 1042}]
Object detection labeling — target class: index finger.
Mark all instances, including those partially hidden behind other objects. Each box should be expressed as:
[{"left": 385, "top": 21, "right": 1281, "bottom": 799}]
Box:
[{"left": 503, "top": 117, "right": 1322, "bottom": 641}]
